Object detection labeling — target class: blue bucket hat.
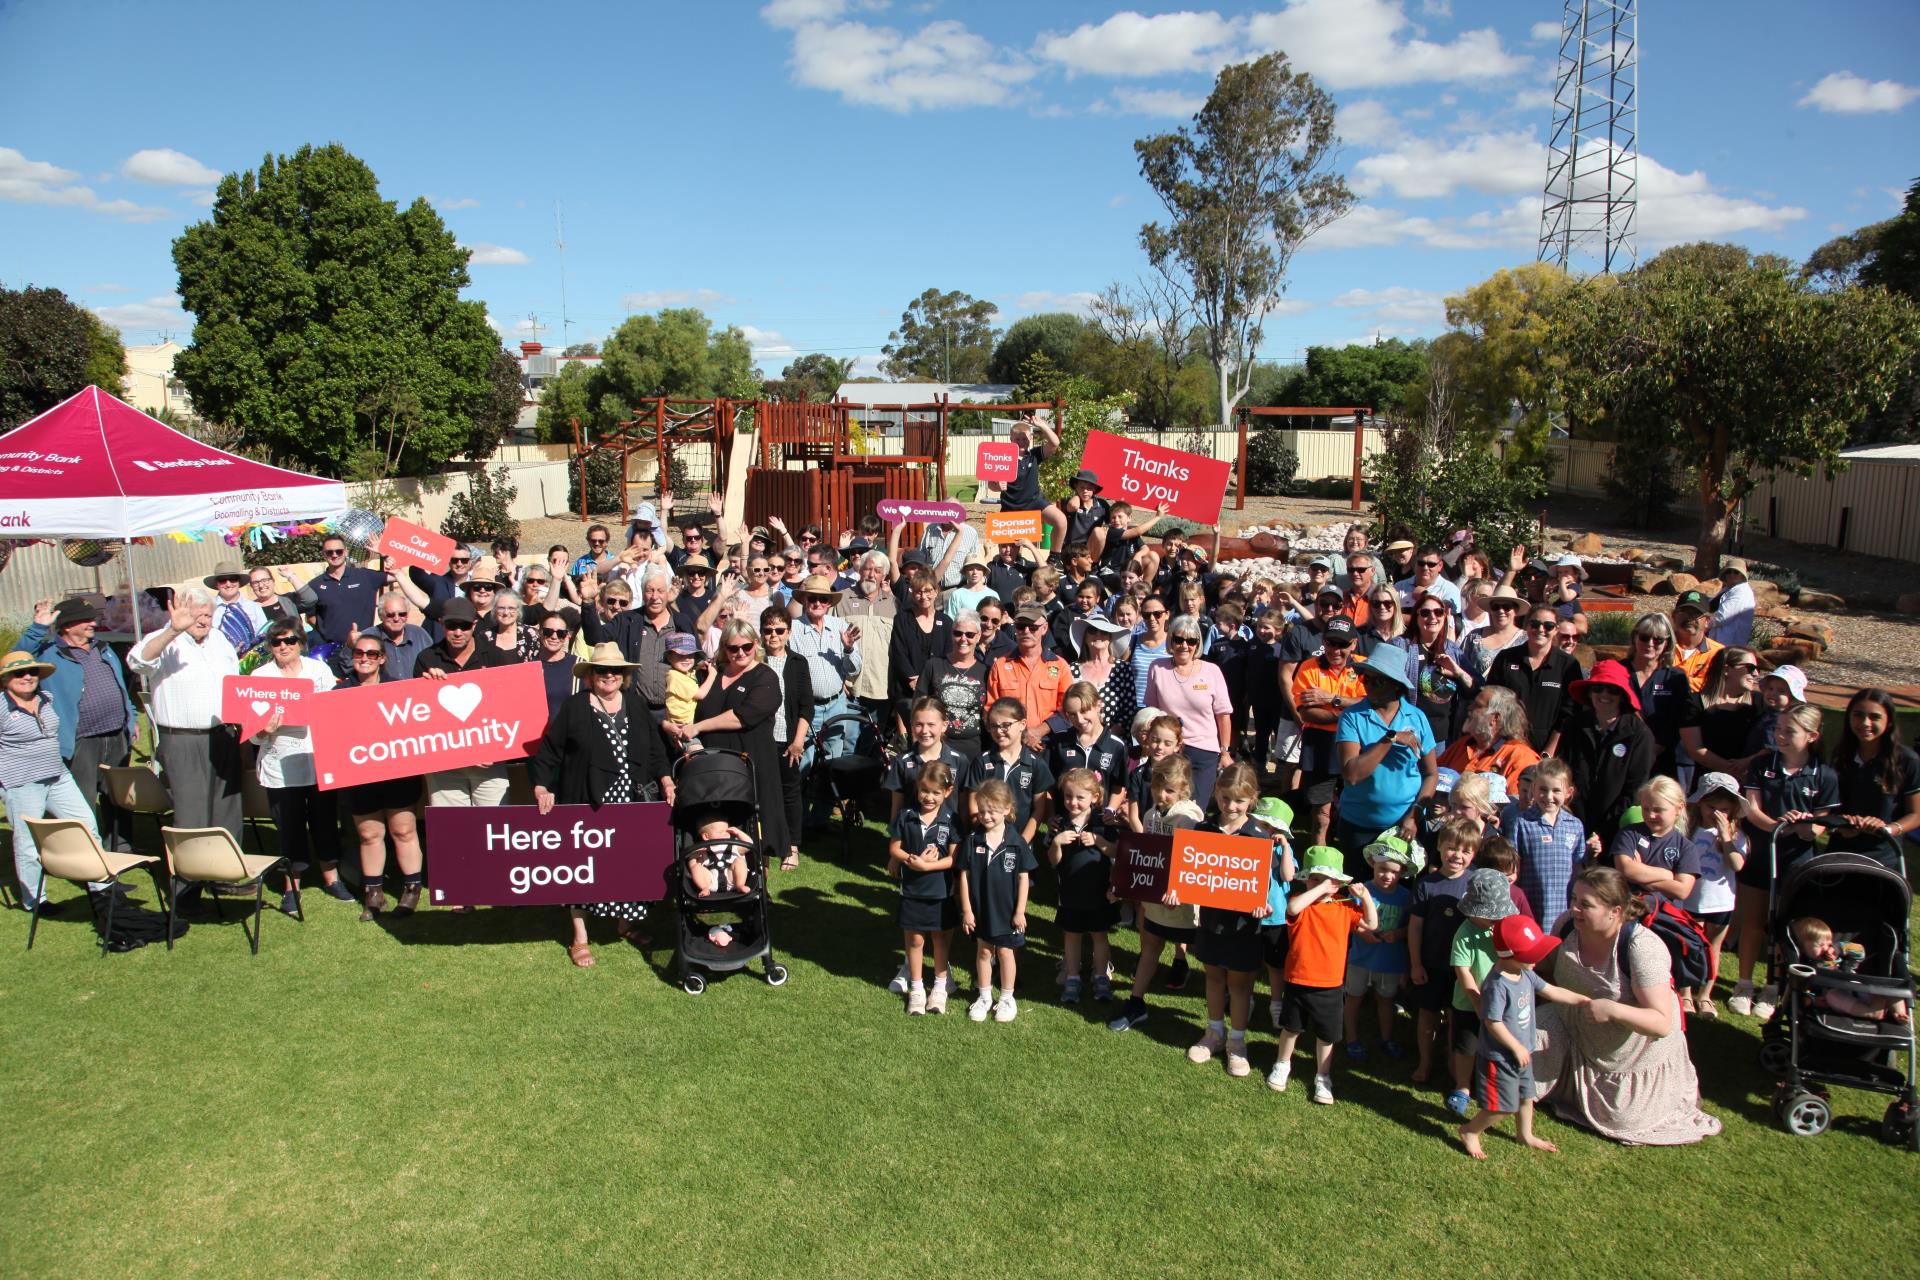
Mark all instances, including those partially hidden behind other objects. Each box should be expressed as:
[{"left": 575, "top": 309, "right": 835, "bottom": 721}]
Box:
[{"left": 1359, "top": 645, "right": 1414, "bottom": 693}]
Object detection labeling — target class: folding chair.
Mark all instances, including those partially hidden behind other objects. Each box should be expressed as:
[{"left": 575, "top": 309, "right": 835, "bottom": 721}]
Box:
[
  {"left": 161, "top": 826, "right": 287, "bottom": 955},
  {"left": 21, "top": 818, "right": 160, "bottom": 955}
]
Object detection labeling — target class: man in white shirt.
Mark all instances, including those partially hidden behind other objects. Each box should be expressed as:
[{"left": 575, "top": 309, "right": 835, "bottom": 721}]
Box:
[
  {"left": 128, "top": 587, "right": 242, "bottom": 908},
  {"left": 915, "top": 519, "right": 981, "bottom": 591},
  {"left": 1707, "top": 557, "right": 1755, "bottom": 647}
]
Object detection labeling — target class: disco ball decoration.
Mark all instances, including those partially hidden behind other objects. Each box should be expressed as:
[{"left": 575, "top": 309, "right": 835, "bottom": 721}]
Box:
[
  {"left": 0, "top": 541, "right": 13, "bottom": 577},
  {"left": 61, "top": 539, "right": 122, "bottom": 567},
  {"left": 332, "top": 509, "right": 384, "bottom": 549}
]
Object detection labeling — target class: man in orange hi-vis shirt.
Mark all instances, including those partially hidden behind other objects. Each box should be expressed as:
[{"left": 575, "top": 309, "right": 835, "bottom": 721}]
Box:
[
  {"left": 1670, "top": 590, "right": 1723, "bottom": 693},
  {"left": 988, "top": 604, "right": 1073, "bottom": 749},
  {"left": 1292, "top": 616, "right": 1368, "bottom": 844}
]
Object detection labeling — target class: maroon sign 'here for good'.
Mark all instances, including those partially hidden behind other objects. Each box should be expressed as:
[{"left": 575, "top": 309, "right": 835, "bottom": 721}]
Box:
[{"left": 425, "top": 802, "right": 677, "bottom": 906}]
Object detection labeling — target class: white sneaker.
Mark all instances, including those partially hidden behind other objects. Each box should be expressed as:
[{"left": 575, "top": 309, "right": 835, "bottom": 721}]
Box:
[
  {"left": 927, "top": 986, "right": 949, "bottom": 1015},
  {"left": 1188, "top": 1029, "right": 1225, "bottom": 1064},
  {"left": 1267, "top": 1061, "right": 1292, "bottom": 1092},
  {"left": 1727, "top": 982, "right": 1754, "bottom": 1017},
  {"left": 888, "top": 964, "right": 909, "bottom": 995},
  {"left": 968, "top": 992, "right": 993, "bottom": 1022},
  {"left": 907, "top": 987, "right": 927, "bottom": 1015},
  {"left": 1312, "top": 1074, "right": 1335, "bottom": 1105},
  {"left": 993, "top": 993, "right": 1018, "bottom": 1023},
  {"left": 1225, "top": 1046, "right": 1251, "bottom": 1078},
  {"left": 1752, "top": 986, "right": 1779, "bottom": 1022}
]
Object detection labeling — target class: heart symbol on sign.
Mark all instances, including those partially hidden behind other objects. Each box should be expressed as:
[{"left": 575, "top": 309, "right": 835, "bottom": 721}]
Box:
[
  {"left": 438, "top": 683, "right": 483, "bottom": 722},
  {"left": 250, "top": 700, "right": 271, "bottom": 717}
]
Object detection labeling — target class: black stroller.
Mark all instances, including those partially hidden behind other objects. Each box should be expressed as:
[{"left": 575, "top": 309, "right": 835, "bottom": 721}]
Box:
[
  {"left": 811, "top": 706, "right": 892, "bottom": 857},
  {"left": 669, "top": 751, "right": 787, "bottom": 995},
  {"left": 1757, "top": 850, "right": 1916, "bottom": 1147}
]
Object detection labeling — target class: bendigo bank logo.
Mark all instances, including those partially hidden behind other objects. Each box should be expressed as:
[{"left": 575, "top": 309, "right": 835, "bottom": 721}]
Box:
[{"left": 131, "top": 457, "right": 235, "bottom": 472}]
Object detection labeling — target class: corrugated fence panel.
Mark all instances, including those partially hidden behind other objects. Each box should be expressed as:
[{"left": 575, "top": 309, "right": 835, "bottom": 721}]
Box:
[{"left": 0, "top": 537, "right": 236, "bottom": 624}]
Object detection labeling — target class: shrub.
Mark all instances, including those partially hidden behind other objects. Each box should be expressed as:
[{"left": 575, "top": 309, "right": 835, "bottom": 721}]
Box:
[
  {"left": 567, "top": 450, "right": 625, "bottom": 517},
  {"left": 243, "top": 529, "right": 333, "bottom": 568},
  {"left": 441, "top": 467, "right": 521, "bottom": 545},
  {"left": 1583, "top": 611, "right": 1636, "bottom": 646},
  {"left": 1601, "top": 423, "right": 1687, "bottom": 527},
  {"left": 1243, "top": 425, "right": 1300, "bottom": 496},
  {"left": 1367, "top": 423, "right": 1542, "bottom": 564}
]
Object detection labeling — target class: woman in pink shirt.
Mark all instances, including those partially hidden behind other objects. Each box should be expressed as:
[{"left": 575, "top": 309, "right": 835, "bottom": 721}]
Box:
[{"left": 1146, "top": 615, "right": 1234, "bottom": 808}]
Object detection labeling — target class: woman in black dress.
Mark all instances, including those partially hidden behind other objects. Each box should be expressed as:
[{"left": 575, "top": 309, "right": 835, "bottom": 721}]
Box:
[
  {"left": 887, "top": 568, "right": 951, "bottom": 735},
  {"left": 1679, "top": 647, "right": 1764, "bottom": 783},
  {"left": 663, "top": 620, "right": 790, "bottom": 865},
  {"left": 757, "top": 609, "right": 812, "bottom": 871},
  {"left": 530, "top": 642, "right": 673, "bottom": 968}
]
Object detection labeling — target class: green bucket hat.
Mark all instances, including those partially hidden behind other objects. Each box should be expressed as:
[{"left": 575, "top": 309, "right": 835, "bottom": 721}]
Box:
[
  {"left": 1621, "top": 804, "right": 1644, "bottom": 827},
  {"left": 1253, "top": 796, "right": 1294, "bottom": 831},
  {"left": 1301, "top": 845, "right": 1351, "bottom": 883},
  {"left": 1364, "top": 832, "right": 1422, "bottom": 871}
]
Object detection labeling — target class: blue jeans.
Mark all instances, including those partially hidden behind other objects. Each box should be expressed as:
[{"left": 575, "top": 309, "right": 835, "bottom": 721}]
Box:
[
  {"left": 7, "top": 772, "right": 105, "bottom": 905},
  {"left": 803, "top": 690, "right": 855, "bottom": 825}
]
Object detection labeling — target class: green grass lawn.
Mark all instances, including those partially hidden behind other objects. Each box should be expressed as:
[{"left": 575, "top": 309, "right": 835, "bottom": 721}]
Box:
[{"left": 4, "top": 815, "right": 1918, "bottom": 1280}]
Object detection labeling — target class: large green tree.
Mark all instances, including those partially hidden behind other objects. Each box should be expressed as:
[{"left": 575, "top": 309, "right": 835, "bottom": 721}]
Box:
[
  {"left": 880, "top": 288, "right": 999, "bottom": 382},
  {"left": 1136, "top": 52, "right": 1351, "bottom": 429},
  {"left": 0, "top": 285, "right": 129, "bottom": 429},
  {"left": 171, "top": 144, "right": 502, "bottom": 476},
  {"left": 1441, "top": 262, "right": 1579, "bottom": 454},
  {"left": 988, "top": 313, "right": 1087, "bottom": 386},
  {"left": 1860, "top": 177, "right": 1920, "bottom": 300},
  {"left": 1559, "top": 242, "right": 1920, "bottom": 571},
  {"left": 768, "top": 352, "right": 856, "bottom": 402},
  {"left": 537, "top": 308, "right": 760, "bottom": 441},
  {"left": 1285, "top": 339, "right": 1427, "bottom": 420},
  {"left": 1085, "top": 278, "right": 1199, "bottom": 431}
]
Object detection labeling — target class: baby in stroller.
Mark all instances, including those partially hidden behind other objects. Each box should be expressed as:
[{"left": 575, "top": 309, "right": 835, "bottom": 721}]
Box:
[
  {"left": 1793, "top": 917, "right": 1911, "bottom": 1022},
  {"left": 688, "top": 813, "right": 754, "bottom": 898}
]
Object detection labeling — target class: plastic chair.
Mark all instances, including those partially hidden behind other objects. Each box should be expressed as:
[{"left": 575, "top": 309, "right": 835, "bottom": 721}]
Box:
[
  {"left": 21, "top": 818, "right": 160, "bottom": 955},
  {"left": 99, "top": 764, "right": 173, "bottom": 847},
  {"left": 160, "top": 826, "right": 286, "bottom": 955}
]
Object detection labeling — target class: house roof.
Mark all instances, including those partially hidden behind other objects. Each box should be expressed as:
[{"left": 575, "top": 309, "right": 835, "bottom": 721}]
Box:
[{"left": 1840, "top": 443, "right": 1920, "bottom": 465}]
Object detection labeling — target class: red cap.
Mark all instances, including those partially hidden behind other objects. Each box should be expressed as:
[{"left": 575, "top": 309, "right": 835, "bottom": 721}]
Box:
[{"left": 1493, "top": 914, "right": 1560, "bottom": 966}]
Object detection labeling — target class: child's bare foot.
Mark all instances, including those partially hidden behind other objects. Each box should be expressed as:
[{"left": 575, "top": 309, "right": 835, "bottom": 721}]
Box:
[
  {"left": 1458, "top": 1127, "right": 1486, "bottom": 1160},
  {"left": 1411, "top": 1067, "right": 1431, "bottom": 1084},
  {"left": 697, "top": 887, "right": 711, "bottom": 897},
  {"left": 1522, "top": 1135, "right": 1558, "bottom": 1153}
]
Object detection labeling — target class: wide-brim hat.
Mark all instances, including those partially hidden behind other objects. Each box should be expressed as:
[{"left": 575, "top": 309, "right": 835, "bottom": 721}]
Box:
[
  {"left": 1687, "top": 771, "right": 1752, "bottom": 818},
  {"left": 1486, "top": 586, "right": 1525, "bottom": 610},
  {"left": 1301, "top": 845, "right": 1350, "bottom": 883},
  {"left": 1720, "top": 556, "right": 1749, "bottom": 580},
  {"left": 676, "top": 555, "right": 715, "bottom": 576},
  {"left": 796, "top": 573, "right": 843, "bottom": 603},
  {"left": 1081, "top": 615, "right": 1128, "bottom": 636},
  {"left": 202, "top": 561, "right": 249, "bottom": 587},
  {"left": 0, "top": 650, "right": 55, "bottom": 680},
  {"left": 573, "top": 642, "right": 644, "bottom": 679},
  {"left": 1570, "top": 658, "right": 1642, "bottom": 711},
  {"left": 1070, "top": 468, "right": 1103, "bottom": 492},
  {"left": 962, "top": 550, "right": 991, "bottom": 570},
  {"left": 1364, "top": 832, "right": 1423, "bottom": 871},
  {"left": 1358, "top": 644, "right": 1414, "bottom": 693},
  {"left": 1462, "top": 868, "right": 1518, "bottom": 921},
  {"left": 1382, "top": 539, "right": 1416, "bottom": 554},
  {"left": 51, "top": 598, "right": 97, "bottom": 629},
  {"left": 1253, "top": 796, "right": 1294, "bottom": 830}
]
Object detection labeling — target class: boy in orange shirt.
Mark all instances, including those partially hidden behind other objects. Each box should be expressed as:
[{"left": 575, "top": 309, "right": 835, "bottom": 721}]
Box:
[{"left": 1271, "top": 845, "right": 1377, "bottom": 1104}]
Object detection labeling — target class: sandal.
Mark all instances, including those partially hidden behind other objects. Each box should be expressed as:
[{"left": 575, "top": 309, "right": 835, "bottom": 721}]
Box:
[
  {"left": 781, "top": 851, "right": 800, "bottom": 871},
  {"left": 615, "top": 920, "right": 649, "bottom": 946},
  {"left": 568, "top": 942, "right": 595, "bottom": 968}
]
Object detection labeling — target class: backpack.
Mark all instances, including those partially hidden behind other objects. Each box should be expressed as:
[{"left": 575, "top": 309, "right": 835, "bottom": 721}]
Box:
[{"left": 1556, "top": 899, "right": 1713, "bottom": 993}]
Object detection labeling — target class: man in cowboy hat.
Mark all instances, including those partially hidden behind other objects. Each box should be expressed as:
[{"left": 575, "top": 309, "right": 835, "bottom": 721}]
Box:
[
  {"left": 21, "top": 597, "right": 139, "bottom": 856},
  {"left": 204, "top": 560, "right": 268, "bottom": 654},
  {"left": 789, "top": 573, "right": 862, "bottom": 830}
]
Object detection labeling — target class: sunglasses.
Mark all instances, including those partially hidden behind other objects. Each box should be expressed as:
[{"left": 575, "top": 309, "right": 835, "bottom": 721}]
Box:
[
  {"left": 1169, "top": 637, "right": 1198, "bottom": 646},
  {"left": 1143, "top": 609, "right": 1168, "bottom": 618},
  {"left": 1635, "top": 633, "right": 1667, "bottom": 644},
  {"left": 761, "top": 626, "right": 788, "bottom": 636},
  {"left": 1416, "top": 608, "right": 1445, "bottom": 618},
  {"left": 1323, "top": 640, "right": 1354, "bottom": 650},
  {"left": 352, "top": 648, "right": 385, "bottom": 660},
  {"left": 1370, "top": 599, "right": 1396, "bottom": 609},
  {"left": 1729, "top": 661, "right": 1759, "bottom": 673},
  {"left": 450, "top": 557, "right": 472, "bottom": 564},
  {"left": 469, "top": 584, "right": 495, "bottom": 593},
  {"left": 540, "top": 627, "right": 570, "bottom": 638},
  {"left": 1014, "top": 620, "right": 1043, "bottom": 631},
  {"left": 1418, "top": 559, "right": 1443, "bottom": 569},
  {"left": 725, "top": 642, "right": 756, "bottom": 654},
  {"left": 525, "top": 577, "right": 548, "bottom": 586},
  {"left": 1490, "top": 602, "right": 1517, "bottom": 612},
  {"left": 249, "top": 579, "right": 273, "bottom": 587},
  {"left": 442, "top": 621, "right": 474, "bottom": 631},
  {"left": 268, "top": 636, "right": 300, "bottom": 647},
  {"left": 381, "top": 611, "right": 409, "bottom": 619},
  {"left": 323, "top": 548, "right": 347, "bottom": 557},
  {"left": 588, "top": 538, "right": 607, "bottom": 546},
  {"left": 1526, "top": 620, "right": 1557, "bottom": 631},
  {"left": 214, "top": 576, "right": 242, "bottom": 586},
  {"left": 952, "top": 630, "right": 979, "bottom": 639}
]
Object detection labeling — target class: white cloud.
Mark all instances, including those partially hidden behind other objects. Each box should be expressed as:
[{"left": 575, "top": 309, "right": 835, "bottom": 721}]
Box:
[
  {"left": 1529, "top": 20, "right": 1561, "bottom": 42},
  {"left": 462, "top": 242, "right": 530, "bottom": 266},
  {"left": 1010, "top": 290, "right": 1099, "bottom": 315},
  {"left": 1635, "top": 154, "right": 1808, "bottom": 245},
  {"left": 778, "top": 14, "right": 1036, "bottom": 111},
  {"left": 429, "top": 194, "right": 481, "bottom": 210},
  {"left": 484, "top": 312, "right": 503, "bottom": 334},
  {"left": 1798, "top": 71, "right": 1920, "bottom": 115},
  {"left": 93, "top": 294, "right": 192, "bottom": 335},
  {"left": 1509, "top": 87, "right": 1554, "bottom": 113},
  {"left": 186, "top": 189, "right": 216, "bottom": 208},
  {"left": 761, "top": 0, "right": 866, "bottom": 28},
  {"left": 742, "top": 324, "right": 798, "bottom": 362},
  {"left": 1246, "top": 0, "right": 1524, "bottom": 89},
  {"left": 1107, "top": 193, "right": 1129, "bottom": 208},
  {"left": 1270, "top": 298, "right": 1315, "bottom": 316},
  {"left": 121, "top": 148, "right": 221, "bottom": 186},
  {"left": 1420, "top": 0, "right": 1451, "bottom": 16},
  {"left": 622, "top": 288, "right": 737, "bottom": 310},
  {"left": 0, "top": 147, "right": 172, "bottom": 221},
  {"left": 1330, "top": 285, "right": 1447, "bottom": 330},
  {"left": 1106, "top": 86, "right": 1207, "bottom": 117},
  {"left": 1035, "top": 11, "right": 1240, "bottom": 78},
  {"left": 1337, "top": 98, "right": 1402, "bottom": 146},
  {"left": 1307, "top": 198, "right": 1536, "bottom": 253},
  {"left": 1352, "top": 130, "right": 1542, "bottom": 199}
]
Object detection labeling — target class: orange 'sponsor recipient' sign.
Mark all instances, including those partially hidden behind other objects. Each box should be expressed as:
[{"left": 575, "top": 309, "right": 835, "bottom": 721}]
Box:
[
  {"left": 976, "top": 441, "right": 1020, "bottom": 483},
  {"left": 984, "top": 509, "right": 1043, "bottom": 544},
  {"left": 307, "top": 663, "right": 547, "bottom": 791},
  {"left": 374, "top": 516, "right": 458, "bottom": 576},
  {"left": 1079, "top": 428, "right": 1231, "bottom": 525}
]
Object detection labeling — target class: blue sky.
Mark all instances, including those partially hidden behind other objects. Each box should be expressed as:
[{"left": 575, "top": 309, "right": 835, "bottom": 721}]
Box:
[{"left": 2, "top": 0, "right": 1915, "bottom": 376}]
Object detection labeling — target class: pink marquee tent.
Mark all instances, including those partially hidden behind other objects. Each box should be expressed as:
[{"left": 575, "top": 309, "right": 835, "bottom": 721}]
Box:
[{"left": 0, "top": 386, "right": 348, "bottom": 537}]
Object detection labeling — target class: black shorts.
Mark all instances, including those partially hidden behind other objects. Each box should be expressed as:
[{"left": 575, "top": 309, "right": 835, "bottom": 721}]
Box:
[
  {"left": 1299, "top": 769, "right": 1341, "bottom": 807},
  {"left": 1195, "top": 925, "right": 1265, "bottom": 974},
  {"left": 343, "top": 774, "right": 422, "bottom": 816},
  {"left": 1140, "top": 920, "right": 1197, "bottom": 945},
  {"left": 1450, "top": 1007, "right": 1482, "bottom": 1055},
  {"left": 980, "top": 931, "right": 1026, "bottom": 950},
  {"left": 898, "top": 896, "right": 953, "bottom": 934},
  {"left": 1406, "top": 970, "right": 1456, "bottom": 1012},
  {"left": 1280, "top": 984, "right": 1345, "bottom": 1042},
  {"left": 1261, "top": 925, "right": 1290, "bottom": 970},
  {"left": 1692, "top": 909, "right": 1733, "bottom": 929},
  {"left": 1059, "top": 900, "right": 1120, "bottom": 934}
]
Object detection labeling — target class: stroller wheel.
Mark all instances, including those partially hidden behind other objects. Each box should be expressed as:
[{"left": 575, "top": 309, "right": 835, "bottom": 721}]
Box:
[
  {"left": 1882, "top": 1101, "right": 1919, "bottom": 1150},
  {"left": 682, "top": 972, "right": 707, "bottom": 995},
  {"left": 1781, "top": 1091, "right": 1831, "bottom": 1138},
  {"left": 766, "top": 963, "right": 789, "bottom": 987},
  {"left": 1770, "top": 1083, "right": 1793, "bottom": 1123},
  {"left": 1758, "top": 1038, "right": 1791, "bottom": 1076}
]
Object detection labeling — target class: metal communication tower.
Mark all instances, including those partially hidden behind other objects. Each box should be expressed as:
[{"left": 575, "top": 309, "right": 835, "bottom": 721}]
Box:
[{"left": 1538, "top": 0, "right": 1638, "bottom": 274}]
